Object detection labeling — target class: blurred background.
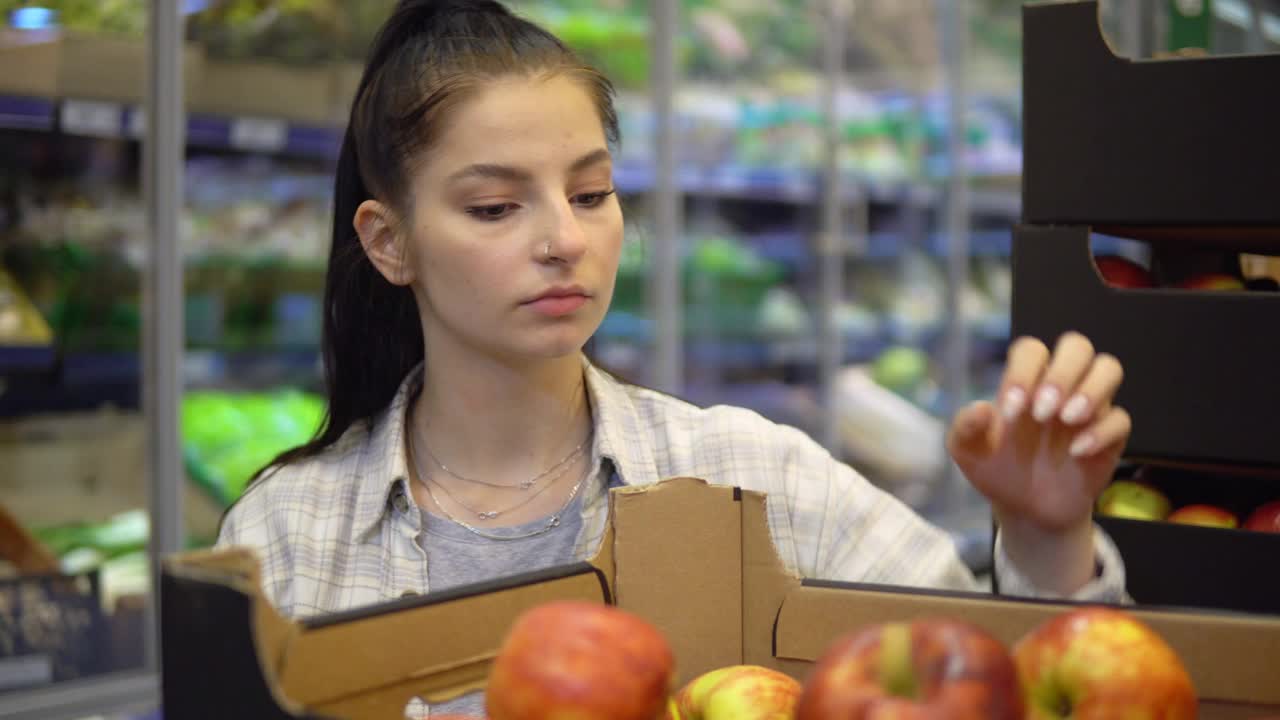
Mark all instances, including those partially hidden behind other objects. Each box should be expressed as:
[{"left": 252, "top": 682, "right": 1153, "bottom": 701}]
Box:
[{"left": 1, "top": 0, "right": 1277, "bottom": 717}]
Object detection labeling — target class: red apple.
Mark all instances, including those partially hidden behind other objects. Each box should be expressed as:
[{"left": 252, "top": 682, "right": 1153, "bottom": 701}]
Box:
[
  {"left": 666, "top": 665, "right": 801, "bottom": 720},
  {"left": 1096, "top": 480, "right": 1172, "bottom": 521},
  {"left": 795, "top": 619, "right": 1023, "bottom": 720},
  {"left": 1014, "top": 607, "right": 1196, "bottom": 720},
  {"left": 1167, "top": 504, "right": 1238, "bottom": 529},
  {"left": 1244, "top": 500, "right": 1280, "bottom": 533},
  {"left": 486, "top": 601, "right": 673, "bottom": 720},
  {"left": 1094, "top": 256, "right": 1155, "bottom": 289},
  {"left": 1178, "top": 273, "right": 1245, "bottom": 291}
]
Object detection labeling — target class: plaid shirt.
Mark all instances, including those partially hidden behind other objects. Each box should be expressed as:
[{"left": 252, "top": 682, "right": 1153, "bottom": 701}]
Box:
[{"left": 218, "top": 358, "right": 1126, "bottom": 619}]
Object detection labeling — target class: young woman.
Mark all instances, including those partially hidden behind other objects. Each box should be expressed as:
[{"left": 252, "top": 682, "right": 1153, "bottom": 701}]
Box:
[{"left": 218, "top": 0, "right": 1131, "bottom": 715}]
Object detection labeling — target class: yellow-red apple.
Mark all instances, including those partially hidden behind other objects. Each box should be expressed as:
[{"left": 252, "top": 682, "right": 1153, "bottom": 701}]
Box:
[
  {"left": 1014, "top": 607, "right": 1196, "bottom": 720},
  {"left": 486, "top": 601, "right": 673, "bottom": 720},
  {"left": 1096, "top": 480, "right": 1171, "bottom": 521},
  {"left": 666, "top": 665, "right": 801, "bottom": 720},
  {"left": 1167, "top": 504, "right": 1238, "bottom": 529},
  {"left": 1244, "top": 500, "right": 1280, "bottom": 533},
  {"left": 795, "top": 619, "right": 1023, "bottom": 720}
]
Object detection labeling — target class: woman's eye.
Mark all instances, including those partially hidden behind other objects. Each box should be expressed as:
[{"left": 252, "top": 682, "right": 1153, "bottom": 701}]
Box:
[
  {"left": 465, "top": 203, "right": 516, "bottom": 221},
  {"left": 573, "top": 189, "right": 616, "bottom": 208}
]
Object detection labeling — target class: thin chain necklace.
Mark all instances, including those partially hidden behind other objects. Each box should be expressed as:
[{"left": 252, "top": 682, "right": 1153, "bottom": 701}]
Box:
[
  {"left": 423, "top": 436, "right": 587, "bottom": 491},
  {"left": 429, "top": 450, "right": 577, "bottom": 520},
  {"left": 415, "top": 450, "right": 593, "bottom": 542},
  {"left": 418, "top": 379, "right": 588, "bottom": 492}
]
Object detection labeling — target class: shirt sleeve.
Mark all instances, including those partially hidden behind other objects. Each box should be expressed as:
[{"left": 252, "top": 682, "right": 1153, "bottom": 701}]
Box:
[
  {"left": 772, "top": 424, "right": 1129, "bottom": 602},
  {"left": 992, "top": 523, "right": 1130, "bottom": 603}
]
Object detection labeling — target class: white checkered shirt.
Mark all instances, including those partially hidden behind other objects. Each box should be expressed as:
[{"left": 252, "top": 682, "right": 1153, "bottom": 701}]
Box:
[{"left": 217, "top": 358, "right": 1127, "bottom": 618}]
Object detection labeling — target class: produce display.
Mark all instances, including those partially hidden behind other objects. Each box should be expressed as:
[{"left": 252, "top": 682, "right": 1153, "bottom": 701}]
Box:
[
  {"left": 182, "top": 388, "right": 325, "bottom": 505},
  {"left": 465, "top": 601, "right": 1199, "bottom": 720},
  {"left": 28, "top": 510, "right": 150, "bottom": 610},
  {"left": 0, "top": 266, "right": 53, "bottom": 346},
  {"left": 1093, "top": 251, "right": 1275, "bottom": 293},
  {"left": 1095, "top": 467, "right": 1280, "bottom": 536}
]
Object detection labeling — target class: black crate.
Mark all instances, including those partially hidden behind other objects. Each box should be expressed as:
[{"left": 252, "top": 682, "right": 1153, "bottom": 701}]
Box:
[
  {"left": 0, "top": 571, "right": 107, "bottom": 692},
  {"left": 1096, "top": 465, "right": 1280, "bottom": 614},
  {"left": 1098, "top": 517, "right": 1280, "bottom": 615},
  {"left": 1022, "top": 1, "right": 1280, "bottom": 226},
  {"left": 1011, "top": 224, "right": 1280, "bottom": 467}
]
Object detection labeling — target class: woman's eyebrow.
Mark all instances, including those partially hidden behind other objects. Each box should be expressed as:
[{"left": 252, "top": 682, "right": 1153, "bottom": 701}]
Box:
[{"left": 446, "top": 148, "right": 612, "bottom": 185}]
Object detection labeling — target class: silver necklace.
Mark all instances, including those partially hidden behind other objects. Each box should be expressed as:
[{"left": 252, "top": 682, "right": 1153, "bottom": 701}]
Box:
[
  {"left": 429, "top": 453, "right": 575, "bottom": 520},
  {"left": 419, "top": 462, "right": 592, "bottom": 542},
  {"left": 423, "top": 436, "right": 587, "bottom": 491},
  {"left": 418, "top": 380, "right": 588, "bottom": 492}
]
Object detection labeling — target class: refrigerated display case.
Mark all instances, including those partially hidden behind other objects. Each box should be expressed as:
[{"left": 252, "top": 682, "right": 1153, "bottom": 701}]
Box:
[{"left": 10, "top": 0, "right": 1276, "bottom": 717}]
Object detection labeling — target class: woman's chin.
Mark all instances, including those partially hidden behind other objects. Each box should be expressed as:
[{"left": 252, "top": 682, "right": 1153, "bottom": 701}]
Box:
[{"left": 510, "top": 330, "right": 595, "bottom": 361}]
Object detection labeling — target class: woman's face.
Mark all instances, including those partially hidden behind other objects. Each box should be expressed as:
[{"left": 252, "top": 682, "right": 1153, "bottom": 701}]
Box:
[{"left": 401, "top": 74, "right": 623, "bottom": 364}]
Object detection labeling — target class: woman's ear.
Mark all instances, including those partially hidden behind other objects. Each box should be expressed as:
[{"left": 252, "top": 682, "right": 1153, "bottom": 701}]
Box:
[{"left": 354, "top": 199, "right": 415, "bottom": 286}]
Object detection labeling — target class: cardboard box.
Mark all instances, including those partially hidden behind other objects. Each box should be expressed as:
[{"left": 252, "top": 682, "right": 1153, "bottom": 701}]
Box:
[
  {"left": 162, "top": 478, "right": 1280, "bottom": 719},
  {"left": 0, "top": 31, "right": 204, "bottom": 104}
]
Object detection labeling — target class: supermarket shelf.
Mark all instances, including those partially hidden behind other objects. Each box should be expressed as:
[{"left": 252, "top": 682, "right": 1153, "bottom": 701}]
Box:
[
  {"left": 0, "top": 93, "right": 343, "bottom": 157},
  {"left": 617, "top": 159, "right": 1021, "bottom": 216},
  {"left": 0, "top": 349, "right": 322, "bottom": 418},
  {"left": 2, "top": 670, "right": 157, "bottom": 720},
  {"left": 0, "top": 345, "right": 56, "bottom": 375},
  {"left": 1, "top": 92, "right": 1021, "bottom": 215},
  {"left": 0, "top": 94, "right": 55, "bottom": 131}
]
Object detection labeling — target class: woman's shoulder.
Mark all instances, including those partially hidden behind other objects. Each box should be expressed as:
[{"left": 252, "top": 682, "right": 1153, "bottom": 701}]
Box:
[{"left": 219, "top": 423, "right": 373, "bottom": 535}]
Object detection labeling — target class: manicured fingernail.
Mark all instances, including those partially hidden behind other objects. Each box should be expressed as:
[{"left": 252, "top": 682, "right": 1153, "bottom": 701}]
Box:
[
  {"left": 1001, "top": 387, "right": 1027, "bottom": 421},
  {"left": 1032, "top": 385, "right": 1061, "bottom": 423},
  {"left": 1069, "top": 433, "right": 1096, "bottom": 457},
  {"left": 1060, "top": 394, "right": 1090, "bottom": 425}
]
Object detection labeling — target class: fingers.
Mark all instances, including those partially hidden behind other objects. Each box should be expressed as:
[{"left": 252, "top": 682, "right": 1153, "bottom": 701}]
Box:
[
  {"left": 1058, "top": 352, "right": 1124, "bottom": 426},
  {"left": 1068, "top": 406, "right": 1132, "bottom": 458},
  {"left": 947, "top": 401, "right": 999, "bottom": 460},
  {"left": 1030, "top": 332, "right": 1095, "bottom": 423},
  {"left": 999, "top": 337, "right": 1050, "bottom": 421}
]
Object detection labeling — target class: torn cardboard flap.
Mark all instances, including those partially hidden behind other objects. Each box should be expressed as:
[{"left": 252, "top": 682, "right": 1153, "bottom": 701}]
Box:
[{"left": 162, "top": 477, "right": 1280, "bottom": 719}]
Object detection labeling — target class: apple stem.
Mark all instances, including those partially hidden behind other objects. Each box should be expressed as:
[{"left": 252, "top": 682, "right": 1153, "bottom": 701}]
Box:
[{"left": 878, "top": 624, "right": 918, "bottom": 701}]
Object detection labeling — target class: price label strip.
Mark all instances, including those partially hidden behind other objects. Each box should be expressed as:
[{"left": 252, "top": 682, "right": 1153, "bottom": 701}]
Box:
[
  {"left": 229, "top": 117, "right": 288, "bottom": 153},
  {"left": 60, "top": 100, "right": 124, "bottom": 139}
]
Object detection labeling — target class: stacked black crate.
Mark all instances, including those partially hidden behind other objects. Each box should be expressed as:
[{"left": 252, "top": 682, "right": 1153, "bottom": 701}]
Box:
[{"left": 1013, "top": 1, "right": 1280, "bottom": 614}]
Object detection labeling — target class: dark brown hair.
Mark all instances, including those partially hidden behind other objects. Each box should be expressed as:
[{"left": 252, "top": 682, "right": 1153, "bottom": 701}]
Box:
[{"left": 261, "top": 0, "right": 619, "bottom": 475}]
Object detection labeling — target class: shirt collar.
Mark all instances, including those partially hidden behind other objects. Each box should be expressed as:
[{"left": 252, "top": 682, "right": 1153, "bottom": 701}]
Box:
[
  {"left": 350, "top": 364, "right": 420, "bottom": 543},
  {"left": 348, "top": 355, "right": 663, "bottom": 543},
  {"left": 581, "top": 358, "right": 660, "bottom": 489}
]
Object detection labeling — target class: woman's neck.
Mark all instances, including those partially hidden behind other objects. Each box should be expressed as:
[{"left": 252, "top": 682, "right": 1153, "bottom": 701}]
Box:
[{"left": 409, "top": 348, "right": 592, "bottom": 487}]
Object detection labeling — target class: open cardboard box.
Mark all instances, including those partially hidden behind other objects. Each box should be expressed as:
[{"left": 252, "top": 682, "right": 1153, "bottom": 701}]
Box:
[{"left": 162, "top": 478, "right": 1280, "bottom": 719}]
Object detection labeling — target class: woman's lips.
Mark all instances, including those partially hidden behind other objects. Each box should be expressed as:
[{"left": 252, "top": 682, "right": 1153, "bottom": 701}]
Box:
[{"left": 523, "top": 294, "right": 588, "bottom": 317}]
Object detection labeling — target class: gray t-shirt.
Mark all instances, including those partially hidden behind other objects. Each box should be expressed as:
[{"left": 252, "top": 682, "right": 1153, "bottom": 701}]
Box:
[{"left": 419, "top": 490, "right": 587, "bottom": 718}]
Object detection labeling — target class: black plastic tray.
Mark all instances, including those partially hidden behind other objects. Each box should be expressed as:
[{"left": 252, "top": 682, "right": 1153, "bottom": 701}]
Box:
[
  {"left": 1022, "top": 1, "right": 1280, "bottom": 226},
  {"left": 1011, "top": 224, "right": 1280, "bottom": 467}
]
